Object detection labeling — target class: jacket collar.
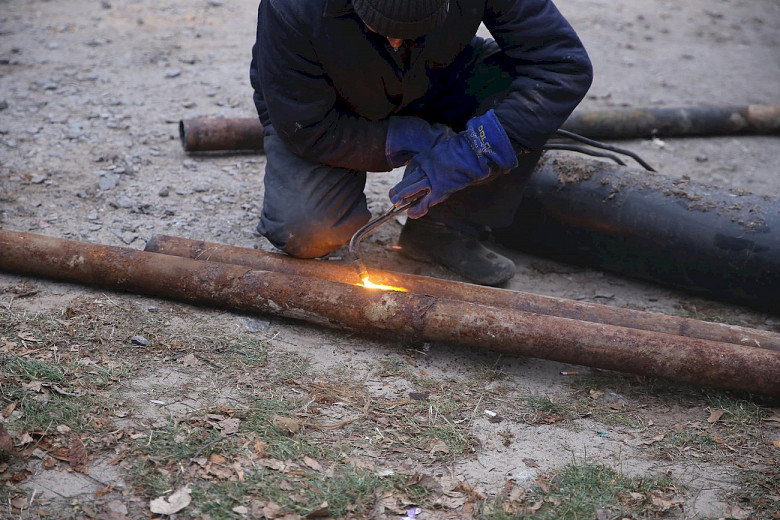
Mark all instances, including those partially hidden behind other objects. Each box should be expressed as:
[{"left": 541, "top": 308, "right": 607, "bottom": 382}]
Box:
[{"left": 324, "top": 0, "right": 354, "bottom": 17}]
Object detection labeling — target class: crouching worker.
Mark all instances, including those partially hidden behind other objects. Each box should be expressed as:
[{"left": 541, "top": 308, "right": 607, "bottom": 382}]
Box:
[{"left": 250, "top": 0, "right": 592, "bottom": 286}]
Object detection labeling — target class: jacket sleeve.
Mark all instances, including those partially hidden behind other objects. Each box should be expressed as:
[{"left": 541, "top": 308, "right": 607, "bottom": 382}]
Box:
[
  {"left": 250, "top": 0, "right": 391, "bottom": 172},
  {"left": 483, "top": 0, "right": 593, "bottom": 151}
]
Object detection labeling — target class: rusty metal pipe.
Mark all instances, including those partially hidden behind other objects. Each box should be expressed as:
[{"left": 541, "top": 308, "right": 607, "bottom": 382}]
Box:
[
  {"left": 178, "top": 105, "right": 780, "bottom": 154},
  {"left": 144, "top": 234, "right": 780, "bottom": 352},
  {"left": 560, "top": 104, "right": 780, "bottom": 139},
  {"left": 179, "top": 118, "right": 264, "bottom": 153},
  {"left": 1, "top": 230, "right": 778, "bottom": 396}
]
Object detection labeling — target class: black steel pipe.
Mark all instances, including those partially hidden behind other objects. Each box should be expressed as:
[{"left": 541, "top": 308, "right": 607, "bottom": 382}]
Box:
[
  {"left": 2, "top": 229, "right": 779, "bottom": 396},
  {"left": 495, "top": 153, "right": 780, "bottom": 314}
]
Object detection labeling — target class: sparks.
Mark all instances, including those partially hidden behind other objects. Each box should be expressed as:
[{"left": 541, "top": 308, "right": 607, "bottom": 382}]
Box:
[{"left": 358, "top": 276, "right": 408, "bottom": 292}]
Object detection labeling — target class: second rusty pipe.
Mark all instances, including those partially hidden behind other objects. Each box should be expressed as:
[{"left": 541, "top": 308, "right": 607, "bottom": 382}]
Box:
[
  {"left": 178, "top": 105, "right": 780, "bottom": 153},
  {"left": 2, "top": 229, "right": 779, "bottom": 396},
  {"left": 144, "top": 234, "right": 780, "bottom": 352},
  {"left": 180, "top": 117, "right": 265, "bottom": 153}
]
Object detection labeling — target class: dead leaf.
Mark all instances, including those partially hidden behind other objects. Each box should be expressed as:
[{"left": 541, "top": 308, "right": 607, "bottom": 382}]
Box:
[
  {"left": 272, "top": 415, "right": 303, "bottom": 433},
  {"left": 260, "top": 458, "right": 286, "bottom": 472},
  {"left": 429, "top": 440, "right": 450, "bottom": 457},
  {"left": 95, "top": 484, "right": 115, "bottom": 498},
  {"left": 707, "top": 409, "right": 726, "bottom": 424},
  {"left": 180, "top": 353, "right": 201, "bottom": 366},
  {"left": 22, "top": 381, "right": 43, "bottom": 392},
  {"left": 233, "top": 461, "right": 245, "bottom": 482},
  {"left": 219, "top": 417, "right": 240, "bottom": 436},
  {"left": 0, "top": 423, "right": 18, "bottom": 458},
  {"left": 254, "top": 439, "right": 267, "bottom": 458},
  {"left": 149, "top": 485, "right": 192, "bottom": 515},
  {"left": 436, "top": 490, "right": 468, "bottom": 509},
  {"left": 305, "top": 501, "right": 329, "bottom": 518},
  {"left": 209, "top": 453, "right": 227, "bottom": 465},
  {"left": 2, "top": 402, "right": 17, "bottom": 419},
  {"left": 103, "top": 500, "right": 128, "bottom": 520},
  {"left": 303, "top": 456, "right": 323, "bottom": 472},
  {"left": 10, "top": 496, "right": 28, "bottom": 510},
  {"left": 650, "top": 494, "right": 679, "bottom": 511},
  {"left": 43, "top": 456, "right": 57, "bottom": 469},
  {"left": 410, "top": 473, "right": 443, "bottom": 494},
  {"left": 69, "top": 436, "right": 89, "bottom": 474},
  {"left": 642, "top": 434, "right": 665, "bottom": 446},
  {"left": 522, "top": 458, "right": 539, "bottom": 468},
  {"left": 772, "top": 439, "right": 780, "bottom": 448},
  {"left": 262, "top": 501, "right": 282, "bottom": 519}
]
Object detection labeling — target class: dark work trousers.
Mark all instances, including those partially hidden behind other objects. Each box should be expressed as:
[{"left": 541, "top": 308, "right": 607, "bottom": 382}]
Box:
[{"left": 257, "top": 37, "right": 542, "bottom": 258}]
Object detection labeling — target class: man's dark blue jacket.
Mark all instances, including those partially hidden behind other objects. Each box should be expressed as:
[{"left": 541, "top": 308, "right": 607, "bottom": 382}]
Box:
[{"left": 250, "top": 0, "right": 592, "bottom": 173}]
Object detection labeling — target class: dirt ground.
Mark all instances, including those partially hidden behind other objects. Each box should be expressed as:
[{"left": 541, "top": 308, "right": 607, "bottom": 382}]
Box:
[{"left": 1, "top": 1, "right": 779, "bottom": 519}]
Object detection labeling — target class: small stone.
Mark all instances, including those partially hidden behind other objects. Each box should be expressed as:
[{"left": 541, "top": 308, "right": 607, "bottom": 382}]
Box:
[
  {"left": 67, "top": 123, "right": 84, "bottom": 139},
  {"left": 243, "top": 317, "right": 271, "bottom": 332},
  {"left": 158, "top": 186, "right": 170, "bottom": 197},
  {"left": 130, "top": 335, "right": 149, "bottom": 346},
  {"left": 98, "top": 173, "right": 121, "bottom": 191}
]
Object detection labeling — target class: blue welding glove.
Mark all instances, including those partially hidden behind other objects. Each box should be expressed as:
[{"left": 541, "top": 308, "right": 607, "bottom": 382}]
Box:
[
  {"left": 386, "top": 116, "right": 455, "bottom": 168},
  {"left": 389, "top": 109, "right": 519, "bottom": 219}
]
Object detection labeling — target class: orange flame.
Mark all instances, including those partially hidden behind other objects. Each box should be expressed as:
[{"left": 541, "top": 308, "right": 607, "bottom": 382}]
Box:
[{"left": 357, "top": 276, "right": 408, "bottom": 292}]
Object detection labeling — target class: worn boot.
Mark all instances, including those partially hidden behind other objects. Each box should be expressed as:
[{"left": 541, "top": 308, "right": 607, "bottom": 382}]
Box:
[{"left": 397, "top": 217, "right": 516, "bottom": 286}]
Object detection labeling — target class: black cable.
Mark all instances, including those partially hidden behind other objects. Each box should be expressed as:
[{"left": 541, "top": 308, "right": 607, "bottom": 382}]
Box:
[
  {"left": 553, "top": 129, "right": 656, "bottom": 171},
  {"left": 542, "top": 144, "right": 626, "bottom": 166}
]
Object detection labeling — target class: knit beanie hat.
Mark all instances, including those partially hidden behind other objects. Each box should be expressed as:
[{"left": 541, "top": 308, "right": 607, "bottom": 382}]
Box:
[{"left": 353, "top": 0, "right": 449, "bottom": 39}]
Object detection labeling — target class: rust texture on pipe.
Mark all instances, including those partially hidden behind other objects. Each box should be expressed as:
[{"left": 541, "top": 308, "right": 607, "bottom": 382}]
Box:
[
  {"left": 144, "top": 234, "right": 780, "bottom": 352},
  {"left": 560, "top": 105, "right": 780, "bottom": 139},
  {"left": 177, "top": 105, "right": 780, "bottom": 154},
  {"left": 179, "top": 118, "right": 264, "bottom": 153},
  {"left": 2, "top": 229, "right": 779, "bottom": 396}
]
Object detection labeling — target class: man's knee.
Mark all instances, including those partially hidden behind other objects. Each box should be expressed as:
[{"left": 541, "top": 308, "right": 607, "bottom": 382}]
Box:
[{"left": 258, "top": 208, "right": 370, "bottom": 259}]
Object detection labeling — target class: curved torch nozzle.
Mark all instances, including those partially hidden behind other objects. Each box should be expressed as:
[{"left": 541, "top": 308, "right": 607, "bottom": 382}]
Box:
[{"left": 348, "top": 199, "right": 416, "bottom": 282}]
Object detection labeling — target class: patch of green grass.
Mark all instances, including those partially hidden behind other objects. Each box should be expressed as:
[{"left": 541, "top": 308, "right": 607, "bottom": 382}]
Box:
[
  {"left": 273, "top": 353, "right": 312, "bottom": 382},
  {"left": 128, "top": 422, "right": 226, "bottom": 495},
  {"left": 728, "top": 467, "right": 780, "bottom": 518},
  {"left": 0, "top": 355, "right": 103, "bottom": 433},
  {"left": 397, "top": 397, "right": 476, "bottom": 459},
  {"left": 240, "top": 396, "right": 324, "bottom": 460},
  {"left": 85, "top": 363, "right": 130, "bottom": 388},
  {"left": 482, "top": 459, "right": 683, "bottom": 519},
  {"left": 2, "top": 355, "right": 65, "bottom": 383},
  {"left": 706, "top": 393, "right": 767, "bottom": 426},
  {"left": 190, "top": 464, "right": 400, "bottom": 519},
  {"left": 477, "top": 356, "right": 509, "bottom": 383},
  {"left": 660, "top": 429, "right": 717, "bottom": 458},
  {"left": 527, "top": 396, "right": 566, "bottom": 415},
  {"left": 229, "top": 336, "right": 269, "bottom": 367}
]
